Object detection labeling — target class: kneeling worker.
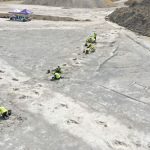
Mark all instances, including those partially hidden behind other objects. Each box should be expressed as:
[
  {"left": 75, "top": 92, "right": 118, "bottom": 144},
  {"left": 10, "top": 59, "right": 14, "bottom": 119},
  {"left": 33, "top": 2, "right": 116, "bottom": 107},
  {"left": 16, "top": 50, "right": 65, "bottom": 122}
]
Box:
[
  {"left": 0, "top": 107, "right": 11, "bottom": 120},
  {"left": 52, "top": 72, "right": 61, "bottom": 81},
  {"left": 54, "top": 66, "right": 62, "bottom": 74}
]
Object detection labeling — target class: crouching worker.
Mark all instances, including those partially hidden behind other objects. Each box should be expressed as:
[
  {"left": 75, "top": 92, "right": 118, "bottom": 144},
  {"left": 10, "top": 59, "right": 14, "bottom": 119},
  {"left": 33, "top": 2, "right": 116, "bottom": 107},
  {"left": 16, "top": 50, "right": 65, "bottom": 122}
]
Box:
[
  {"left": 54, "top": 66, "right": 62, "bottom": 74},
  {"left": 51, "top": 72, "right": 62, "bottom": 81},
  {"left": 0, "top": 107, "right": 11, "bottom": 120}
]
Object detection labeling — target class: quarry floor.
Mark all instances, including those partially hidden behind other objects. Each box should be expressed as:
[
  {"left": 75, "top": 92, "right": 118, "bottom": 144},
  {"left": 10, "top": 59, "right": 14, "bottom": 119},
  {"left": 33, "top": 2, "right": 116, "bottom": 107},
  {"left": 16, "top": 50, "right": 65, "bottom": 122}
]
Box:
[{"left": 0, "top": 2, "right": 150, "bottom": 150}]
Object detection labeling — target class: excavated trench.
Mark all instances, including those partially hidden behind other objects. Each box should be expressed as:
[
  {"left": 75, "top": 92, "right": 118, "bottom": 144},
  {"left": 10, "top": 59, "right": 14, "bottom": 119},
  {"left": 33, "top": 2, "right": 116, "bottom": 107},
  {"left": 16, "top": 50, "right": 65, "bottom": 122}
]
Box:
[{"left": 0, "top": 13, "right": 90, "bottom": 21}]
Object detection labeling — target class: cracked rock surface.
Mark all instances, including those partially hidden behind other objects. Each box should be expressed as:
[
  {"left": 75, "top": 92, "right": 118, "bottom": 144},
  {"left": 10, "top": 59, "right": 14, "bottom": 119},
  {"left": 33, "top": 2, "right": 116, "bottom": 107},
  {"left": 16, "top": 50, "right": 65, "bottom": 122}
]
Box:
[{"left": 0, "top": 1, "right": 150, "bottom": 150}]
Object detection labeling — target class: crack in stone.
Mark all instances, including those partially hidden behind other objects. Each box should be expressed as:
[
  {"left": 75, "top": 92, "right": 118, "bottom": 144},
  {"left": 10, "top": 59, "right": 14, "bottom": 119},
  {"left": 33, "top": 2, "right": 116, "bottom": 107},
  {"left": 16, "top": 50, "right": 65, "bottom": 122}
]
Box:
[
  {"left": 125, "top": 34, "right": 150, "bottom": 52},
  {"left": 97, "top": 45, "right": 119, "bottom": 72},
  {"left": 96, "top": 32, "right": 121, "bottom": 72},
  {"left": 98, "top": 84, "right": 150, "bottom": 105},
  {"left": 101, "top": 64, "right": 141, "bottom": 69}
]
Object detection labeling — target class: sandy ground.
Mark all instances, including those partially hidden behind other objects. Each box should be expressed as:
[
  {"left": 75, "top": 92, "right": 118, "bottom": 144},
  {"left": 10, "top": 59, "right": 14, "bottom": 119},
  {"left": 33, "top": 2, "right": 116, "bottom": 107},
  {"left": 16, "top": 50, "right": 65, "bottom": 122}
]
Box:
[{"left": 0, "top": 1, "right": 150, "bottom": 150}]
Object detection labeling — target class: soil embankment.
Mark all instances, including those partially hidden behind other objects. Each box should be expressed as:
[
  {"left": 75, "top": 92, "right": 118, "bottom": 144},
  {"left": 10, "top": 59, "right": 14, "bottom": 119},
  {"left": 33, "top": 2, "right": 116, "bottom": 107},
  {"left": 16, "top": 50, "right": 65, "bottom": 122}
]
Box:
[
  {"left": 24, "top": 0, "right": 113, "bottom": 8},
  {"left": 108, "top": 0, "right": 150, "bottom": 36}
]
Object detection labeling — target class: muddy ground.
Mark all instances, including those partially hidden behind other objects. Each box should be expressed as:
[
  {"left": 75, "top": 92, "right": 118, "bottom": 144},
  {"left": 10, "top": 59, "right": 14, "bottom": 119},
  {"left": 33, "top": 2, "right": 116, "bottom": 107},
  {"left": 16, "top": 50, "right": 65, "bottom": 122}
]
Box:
[{"left": 0, "top": 1, "right": 150, "bottom": 150}]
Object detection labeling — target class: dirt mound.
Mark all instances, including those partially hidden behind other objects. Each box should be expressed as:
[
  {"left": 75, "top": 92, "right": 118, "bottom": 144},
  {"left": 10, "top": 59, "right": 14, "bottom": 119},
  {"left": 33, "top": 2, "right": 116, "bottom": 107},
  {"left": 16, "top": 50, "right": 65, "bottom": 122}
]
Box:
[
  {"left": 24, "top": 0, "right": 113, "bottom": 8},
  {"left": 0, "top": 0, "right": 13, "bottom": 1},
  {"left": 108, "top": 0, "right": 150, "bottom": 36}
]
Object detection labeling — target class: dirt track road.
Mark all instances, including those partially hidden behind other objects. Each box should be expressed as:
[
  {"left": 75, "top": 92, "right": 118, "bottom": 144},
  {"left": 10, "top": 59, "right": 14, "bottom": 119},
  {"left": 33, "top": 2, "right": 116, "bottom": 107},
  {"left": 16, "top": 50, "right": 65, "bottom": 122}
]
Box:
[{"left": 0, "top": 2, "right": 150, "bottom": 150}]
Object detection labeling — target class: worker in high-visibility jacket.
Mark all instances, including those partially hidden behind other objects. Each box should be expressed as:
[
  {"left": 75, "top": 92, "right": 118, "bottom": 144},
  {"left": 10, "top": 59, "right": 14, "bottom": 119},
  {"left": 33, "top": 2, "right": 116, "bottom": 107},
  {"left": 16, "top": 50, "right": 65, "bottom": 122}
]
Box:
[
  {"left": 54, "top": 66, "right": 62, "bottom": 74},
  {"left": 93, "top": 32, "right": 97, "bottom": 41},
  {"left": 85, "top": 33, "right": 97, "bottom": 46},
  {"left": 0, "top": 107, "right": 11, "bottom": 120},
  {"left": 51, "top": 72, "right": 61, "bottom": 81},
  {"left": 54, "top": 72, "right": 61, "bottom": 80}
]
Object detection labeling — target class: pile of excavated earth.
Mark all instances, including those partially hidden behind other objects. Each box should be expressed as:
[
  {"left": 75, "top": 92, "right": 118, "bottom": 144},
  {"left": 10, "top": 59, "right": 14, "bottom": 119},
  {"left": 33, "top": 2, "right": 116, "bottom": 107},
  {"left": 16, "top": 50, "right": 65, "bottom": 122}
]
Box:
[
  {"left": 108, "top": 0, "right": 150, "bottom": 36},
  {"left": 24, "top": 0, "right": 113, "bottom": 8}
]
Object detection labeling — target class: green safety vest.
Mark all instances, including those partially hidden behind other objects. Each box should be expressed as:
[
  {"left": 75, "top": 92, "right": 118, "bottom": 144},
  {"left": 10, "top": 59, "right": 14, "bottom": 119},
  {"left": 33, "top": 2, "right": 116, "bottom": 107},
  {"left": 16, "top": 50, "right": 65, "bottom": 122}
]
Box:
[
  {"left": 0, "top": 107, "right": 8, "bottom": 115},
  {"left": 55, "top": 73, "right": 61, "bottom": 79}
]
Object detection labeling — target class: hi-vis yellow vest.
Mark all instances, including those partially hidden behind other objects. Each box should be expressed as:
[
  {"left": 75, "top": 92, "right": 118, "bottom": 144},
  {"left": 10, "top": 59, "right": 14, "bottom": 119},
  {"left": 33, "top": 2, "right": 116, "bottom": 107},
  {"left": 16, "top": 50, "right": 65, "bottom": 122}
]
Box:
[
  {"left": 0, "top": 107, "right": 8, "bottom": 115},
  {"left": 55, "top": 73, "right": 61, "bottom": 79}
]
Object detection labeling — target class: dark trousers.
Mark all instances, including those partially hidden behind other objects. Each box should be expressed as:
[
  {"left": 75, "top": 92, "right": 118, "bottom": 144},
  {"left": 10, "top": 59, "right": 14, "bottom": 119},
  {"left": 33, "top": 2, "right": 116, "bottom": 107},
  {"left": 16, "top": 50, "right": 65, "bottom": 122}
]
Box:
[{"left": 2, "top": 110, "right": 11, "bottom": 119}]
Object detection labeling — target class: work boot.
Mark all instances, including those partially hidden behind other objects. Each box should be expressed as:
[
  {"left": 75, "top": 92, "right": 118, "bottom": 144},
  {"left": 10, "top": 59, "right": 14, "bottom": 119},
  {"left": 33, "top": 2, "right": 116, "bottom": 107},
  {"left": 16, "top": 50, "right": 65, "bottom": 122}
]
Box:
[
  {"left": 2, "top": 112, "right": 9, "bottom": 120},
  {"left": 47, "top": 70, "right": 50, "bottom": 74}
]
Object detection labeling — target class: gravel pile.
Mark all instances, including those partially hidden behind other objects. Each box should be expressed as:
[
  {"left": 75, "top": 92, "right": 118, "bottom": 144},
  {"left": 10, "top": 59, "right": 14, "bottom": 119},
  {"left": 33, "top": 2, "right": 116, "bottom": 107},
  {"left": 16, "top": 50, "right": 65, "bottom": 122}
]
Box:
[{"left": 108, "top": 0, "right": 150, "bottom": 36}]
